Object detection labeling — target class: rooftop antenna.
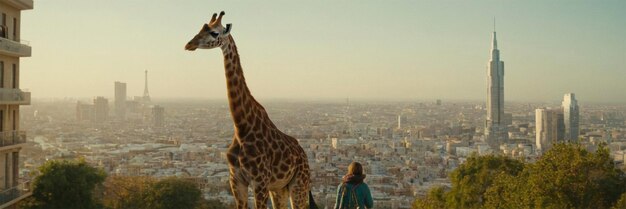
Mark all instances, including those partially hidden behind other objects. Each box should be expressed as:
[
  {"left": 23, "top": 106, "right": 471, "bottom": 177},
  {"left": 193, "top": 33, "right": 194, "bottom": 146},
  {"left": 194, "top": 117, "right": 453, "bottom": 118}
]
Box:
[{"left": 493, "top": 17, "right": 496, "bottom": 32}]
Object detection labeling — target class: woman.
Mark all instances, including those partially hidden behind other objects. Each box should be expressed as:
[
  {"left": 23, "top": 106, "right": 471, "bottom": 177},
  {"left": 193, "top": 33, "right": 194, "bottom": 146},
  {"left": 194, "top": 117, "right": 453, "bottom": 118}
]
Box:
[{"left": 334, "top": 162, "right": 374, "bottom": 209}]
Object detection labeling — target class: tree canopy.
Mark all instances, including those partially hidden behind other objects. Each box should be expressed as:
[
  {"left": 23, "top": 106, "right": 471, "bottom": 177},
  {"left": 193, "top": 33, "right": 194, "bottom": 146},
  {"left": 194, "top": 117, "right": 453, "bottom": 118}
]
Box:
[
  {"left": 21, "top": 159, "right": 107, "bottom": 209},
  {"left": 102, "top": 176, "right": 224, "bottom": 209},
  {"left": 144, "top": 177, "right": 203, "bottom": 209},
  {"left": 414, "top": 143, "right": 626, "bottom": 209},
  {"left": 101, "top": 175, "right": 156, "bottom": 209}
]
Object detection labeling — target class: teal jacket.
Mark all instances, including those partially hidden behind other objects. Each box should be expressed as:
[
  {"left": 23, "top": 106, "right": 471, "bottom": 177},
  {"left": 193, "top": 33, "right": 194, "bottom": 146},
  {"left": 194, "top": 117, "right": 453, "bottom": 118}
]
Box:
[{"left": 334, "top": 182, "right": 374, "bottom": 209}]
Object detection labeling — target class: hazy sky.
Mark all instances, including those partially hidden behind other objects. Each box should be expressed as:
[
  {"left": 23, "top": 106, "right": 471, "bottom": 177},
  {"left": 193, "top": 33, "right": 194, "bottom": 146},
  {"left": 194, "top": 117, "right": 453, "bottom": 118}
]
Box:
[{"left": 20, "top": 1, "right": 626, "bottom": 103}]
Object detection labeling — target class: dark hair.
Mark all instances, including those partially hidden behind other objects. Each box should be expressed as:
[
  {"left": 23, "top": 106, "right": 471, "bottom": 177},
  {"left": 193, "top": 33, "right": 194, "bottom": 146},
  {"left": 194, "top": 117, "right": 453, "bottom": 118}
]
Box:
[{"left": 347, "top": 162, "right": 363, "bottom": 176}]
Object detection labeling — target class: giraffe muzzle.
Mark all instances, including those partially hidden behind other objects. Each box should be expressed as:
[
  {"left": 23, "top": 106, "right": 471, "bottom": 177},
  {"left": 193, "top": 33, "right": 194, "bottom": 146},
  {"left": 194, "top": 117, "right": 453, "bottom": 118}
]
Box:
[{"left": 185, "top": 42, "right": 197, "bottom": 51}]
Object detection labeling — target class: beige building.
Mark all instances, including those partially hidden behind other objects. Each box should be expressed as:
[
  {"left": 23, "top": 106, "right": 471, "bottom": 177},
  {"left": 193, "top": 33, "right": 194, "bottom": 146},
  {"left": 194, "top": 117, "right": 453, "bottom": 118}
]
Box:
[
  {"left": 0, "top": 0, "right": 32, "bottom": 208},
  {"left": 535, "top": 108, "right": 565, "bottom": 153}
]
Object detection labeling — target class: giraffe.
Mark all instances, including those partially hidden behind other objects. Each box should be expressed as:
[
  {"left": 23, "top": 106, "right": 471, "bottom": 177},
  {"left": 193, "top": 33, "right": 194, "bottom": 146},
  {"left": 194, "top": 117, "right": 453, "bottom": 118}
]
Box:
[{"left": 185, "top": 11, "right": 318, "bottom": 209}]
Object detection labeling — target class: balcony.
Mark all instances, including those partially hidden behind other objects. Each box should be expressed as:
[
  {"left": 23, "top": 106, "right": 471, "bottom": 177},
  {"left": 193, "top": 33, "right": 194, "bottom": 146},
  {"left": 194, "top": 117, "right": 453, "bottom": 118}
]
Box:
[
  {"left": 0, "top": 37, "right": 31, "bottom": 57},
  {"left": 0, "top": 181, "right": 32, "bottom": 208},
  {"left": 0, "top": 89, "right": 30, "bottom": 105},
  {"left": 0, "top": 131, "right": 26, "bottom": 148},
  {"left": 0, "top": 0, "right": 33, "bottom": 10}
]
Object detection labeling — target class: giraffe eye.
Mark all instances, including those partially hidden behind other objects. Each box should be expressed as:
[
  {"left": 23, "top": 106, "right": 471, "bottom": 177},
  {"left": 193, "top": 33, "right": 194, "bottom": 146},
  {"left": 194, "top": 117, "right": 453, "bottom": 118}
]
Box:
[{"left": 209, "top": 31, "right": 219, "bottom": 38}]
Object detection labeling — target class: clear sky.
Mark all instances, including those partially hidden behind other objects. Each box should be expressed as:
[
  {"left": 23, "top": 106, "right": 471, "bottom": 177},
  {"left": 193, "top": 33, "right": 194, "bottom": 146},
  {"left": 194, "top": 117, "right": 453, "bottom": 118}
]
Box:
[{"left": 20, "top": 1, "right": 626, "bottom": 103}]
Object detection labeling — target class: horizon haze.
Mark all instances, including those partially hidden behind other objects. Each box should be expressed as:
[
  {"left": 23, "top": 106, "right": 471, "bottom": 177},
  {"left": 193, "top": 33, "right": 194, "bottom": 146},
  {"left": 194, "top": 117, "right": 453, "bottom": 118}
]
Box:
[{"left": 20, "top": 1, "right": 626, "bottom": 103}]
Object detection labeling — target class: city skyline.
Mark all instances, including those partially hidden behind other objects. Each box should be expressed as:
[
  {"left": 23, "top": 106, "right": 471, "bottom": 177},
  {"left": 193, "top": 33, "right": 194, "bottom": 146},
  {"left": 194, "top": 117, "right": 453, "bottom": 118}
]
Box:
[{"left": 19, "top": 1, "right": 626, "bottom": 102}]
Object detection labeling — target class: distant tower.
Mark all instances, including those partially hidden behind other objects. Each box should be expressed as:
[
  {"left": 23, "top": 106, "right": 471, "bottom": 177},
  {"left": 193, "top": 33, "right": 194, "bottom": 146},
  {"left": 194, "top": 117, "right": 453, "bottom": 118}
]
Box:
[
  {"left": 536, "top": 108, "right": 565, "bottom": 153},
  {"left": 345, "top": 97, "right": 352, "bottom": 136},
  {"left": 143, "top": 70, "right": 151, "bottom": 102},
  {"left": 114, "top": 81, "right": 127, "bottom": 120},
  {"left": 397, "top": 114, "right": 402, "bottom": 129},
  {"left": 76, "top": 101, "right": 95, "bottom": 121},
  {"left": 152, "top": 105, "right": 164, "bottom": 127},
  {"left": 94, "top": 97, "right": 109, "bottom": 123},
  {"left": 562, "top": 93, "right": 579, "bottom": 142},
  {"left": 485, "top": 21, "right": 509, "bottom": 149}
]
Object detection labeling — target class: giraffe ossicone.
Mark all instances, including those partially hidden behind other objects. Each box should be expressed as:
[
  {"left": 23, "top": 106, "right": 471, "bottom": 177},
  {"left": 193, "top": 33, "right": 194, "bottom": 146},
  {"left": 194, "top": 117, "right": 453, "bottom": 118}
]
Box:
[{"left": 185, "top": 11, "right": 318, "bottom": 209}]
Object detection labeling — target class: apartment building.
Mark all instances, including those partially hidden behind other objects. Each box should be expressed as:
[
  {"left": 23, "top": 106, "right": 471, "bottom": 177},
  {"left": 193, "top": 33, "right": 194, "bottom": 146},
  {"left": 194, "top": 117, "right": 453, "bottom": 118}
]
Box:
[{"left": 0, "top": 0, "right": 32, "bottom": 208}]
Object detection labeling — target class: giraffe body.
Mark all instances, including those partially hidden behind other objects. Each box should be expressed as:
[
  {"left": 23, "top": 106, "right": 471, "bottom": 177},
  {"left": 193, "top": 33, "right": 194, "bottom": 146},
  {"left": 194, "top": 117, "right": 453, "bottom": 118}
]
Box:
[{"left": 185, "top": 11, "right": 316, "bottom": 209}]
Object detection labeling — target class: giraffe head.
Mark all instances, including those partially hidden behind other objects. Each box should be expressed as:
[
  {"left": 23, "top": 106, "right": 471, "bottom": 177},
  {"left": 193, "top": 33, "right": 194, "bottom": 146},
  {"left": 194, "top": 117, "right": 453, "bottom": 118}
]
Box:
[{"left": 185, "top": 11, "right": 232, "bottom": 51}]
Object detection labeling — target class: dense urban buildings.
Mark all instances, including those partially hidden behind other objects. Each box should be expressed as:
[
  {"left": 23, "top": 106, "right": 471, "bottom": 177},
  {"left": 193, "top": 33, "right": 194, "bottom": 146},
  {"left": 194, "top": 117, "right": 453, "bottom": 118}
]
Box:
[
  {"left": 484, "top": 29, "right": 508, "bottom": 149},
  {"left": 563, "top": 93, "right": 580, "bottom": 142},
  {"left": 18, "top": 99, "right": 626, "bottom": 208},
  {"left": 0, "top": 0, "right": 32, "bottom": 207}
]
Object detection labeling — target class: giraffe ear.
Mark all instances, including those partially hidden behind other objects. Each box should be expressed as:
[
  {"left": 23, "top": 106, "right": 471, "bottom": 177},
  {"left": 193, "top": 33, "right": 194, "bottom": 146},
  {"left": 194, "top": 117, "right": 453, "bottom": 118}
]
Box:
[{"left": 223, "top": 24, "right": 232, "bottom": 35}]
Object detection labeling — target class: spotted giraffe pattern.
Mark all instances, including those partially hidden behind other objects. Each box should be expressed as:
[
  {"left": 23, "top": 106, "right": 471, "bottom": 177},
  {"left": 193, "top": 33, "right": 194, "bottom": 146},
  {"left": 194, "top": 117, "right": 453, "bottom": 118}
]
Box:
[{"left": 185, "top": 11, "right": 316, "bottom": 209}]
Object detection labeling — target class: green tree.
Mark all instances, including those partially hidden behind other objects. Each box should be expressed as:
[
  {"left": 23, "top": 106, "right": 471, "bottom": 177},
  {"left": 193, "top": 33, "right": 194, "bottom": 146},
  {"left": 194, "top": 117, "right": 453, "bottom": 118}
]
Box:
[
  {"left": 613, "top": 193, "right": 626, "bottom": 209},
  {"left": 101, "top": 176, "right": 155, "bottom": 209},
  {"left": 413, "top": 186, "right": 446, "bottom": 209},
  {"left": 523, "top": 143, "right": 625, "bottom": 209},
  {"left": 445, "top": 154, "right": 524, "bottom": 209},
  {"left": 144, "top": 177, "right": 202, "bottom": 209},
  {"left": 21, "top": 159, "right": 106, "bottom": 209},
  {"left": 415, "top": 143, "right": 626, "bottom": 209},
  {"left": 483, "top": 171, "right": 531, "bottom": 209}
]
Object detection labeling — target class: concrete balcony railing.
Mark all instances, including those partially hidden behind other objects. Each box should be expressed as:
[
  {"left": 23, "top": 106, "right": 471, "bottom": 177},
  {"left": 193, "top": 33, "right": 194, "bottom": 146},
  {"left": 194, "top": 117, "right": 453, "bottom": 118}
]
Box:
[
  {"left": 0, "top": 0, "right": 34, "bottom": 10},
  {"left": 0, "top": 131, "right": 26, "bottom": 147},
  {"left": 0, "top": 88, "right": 30, "bottom": 105},
  {"left": 0, "top": 180, "right": 32, "bottom": 208},
  {"left": 0, "top": 37, "right": 31, "bottom": 57}
]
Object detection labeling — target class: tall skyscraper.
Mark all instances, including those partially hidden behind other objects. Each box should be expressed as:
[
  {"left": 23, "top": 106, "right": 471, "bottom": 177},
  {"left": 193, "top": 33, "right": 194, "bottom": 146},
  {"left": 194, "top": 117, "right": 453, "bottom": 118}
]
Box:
[
  {"left": 485, "top": 27, "right": 508, "bottom": 148},
  {"left": 535, "top": 108, "right": 565, "bottom": 153},
  {"left": 114, "top": 81, "right": 126, "bottom": 120},
  {"left": 0, "top": 0, "right": 33, "bottom": 206},
  {"left": 143, "top": 70, "right": 151, "bottom": 103},
  {"left": 562, "top": 93, "right": 579, "bottom": 142}
]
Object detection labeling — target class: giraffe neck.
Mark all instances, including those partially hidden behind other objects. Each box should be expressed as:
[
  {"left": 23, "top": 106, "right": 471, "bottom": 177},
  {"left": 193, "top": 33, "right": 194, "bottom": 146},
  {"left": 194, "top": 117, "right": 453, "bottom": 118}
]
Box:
[{"left": 220, "top": 35, "right": 272, "bottom": 137}]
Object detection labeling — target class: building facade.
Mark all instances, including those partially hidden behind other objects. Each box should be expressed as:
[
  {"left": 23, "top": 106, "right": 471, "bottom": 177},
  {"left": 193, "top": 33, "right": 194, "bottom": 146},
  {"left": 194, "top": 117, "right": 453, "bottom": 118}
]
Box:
[
  {"left": 562, "top": 93, "right": 579, "bottom": 142},
  {"left": 152, "top": 105, "right": 164, "bottom": 127},
  {"left": 94, "top": 97, "right": 109, "bottom": 123},
  {"left": 485, "top": 30, "right": 508, "bottom": 148},
  {"left": 114, "top": 81, "right": 126, "bottom": 120},
  {"left": 76, "top": 101, "right": 94, "bottom": 121},
  {"left": 535, "top": 108, "right": 565, "bottom": 153},
  {"left": 0, "top": 0, "right": 32, "bottom": 207}
]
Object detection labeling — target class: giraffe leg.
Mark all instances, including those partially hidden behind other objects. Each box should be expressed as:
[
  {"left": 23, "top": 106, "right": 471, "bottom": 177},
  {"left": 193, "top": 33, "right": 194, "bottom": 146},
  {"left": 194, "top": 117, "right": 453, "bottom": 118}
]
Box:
[
  {"left": 229, "top": 167, "right": 249, "bottom": 209},
  {"left": 253, "top": 183, "right": 270, "bottom": 209},
  {"left": 270, "top": 188, "right": 290, "bottom": 209},
  {"left": 288, "top": 170, "right": 312, "bottom": 209}
]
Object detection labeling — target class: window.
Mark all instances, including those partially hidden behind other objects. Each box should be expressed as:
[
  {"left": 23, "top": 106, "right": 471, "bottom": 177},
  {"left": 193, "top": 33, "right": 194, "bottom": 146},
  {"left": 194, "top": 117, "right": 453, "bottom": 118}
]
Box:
[
  {"left": 12, "top": 152, "right": 18, "bottom": 186},
  {"left": 1, "top": 13, "right": 6, "bottom": 38},
  {"left": 4, "top": 153, "right": 9, "bottom": 188},
  {"left": 12, "top": 64, "right": 16, "bottom": 88},
  {"left": 12, "top": 110, "right": 16, "bottom": 130},
  {"left": 13, "top": 18, "right": 17, "bottom": 41},
  {"left": 0, "top": 61, "right": 4, "bottom": 88}
]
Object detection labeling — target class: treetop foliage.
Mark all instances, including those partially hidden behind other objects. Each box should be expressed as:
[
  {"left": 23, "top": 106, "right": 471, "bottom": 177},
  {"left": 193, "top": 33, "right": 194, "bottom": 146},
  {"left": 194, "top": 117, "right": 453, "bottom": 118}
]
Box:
[{"left": 414, "top": 143, "right": 626, "bottom": 209}]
